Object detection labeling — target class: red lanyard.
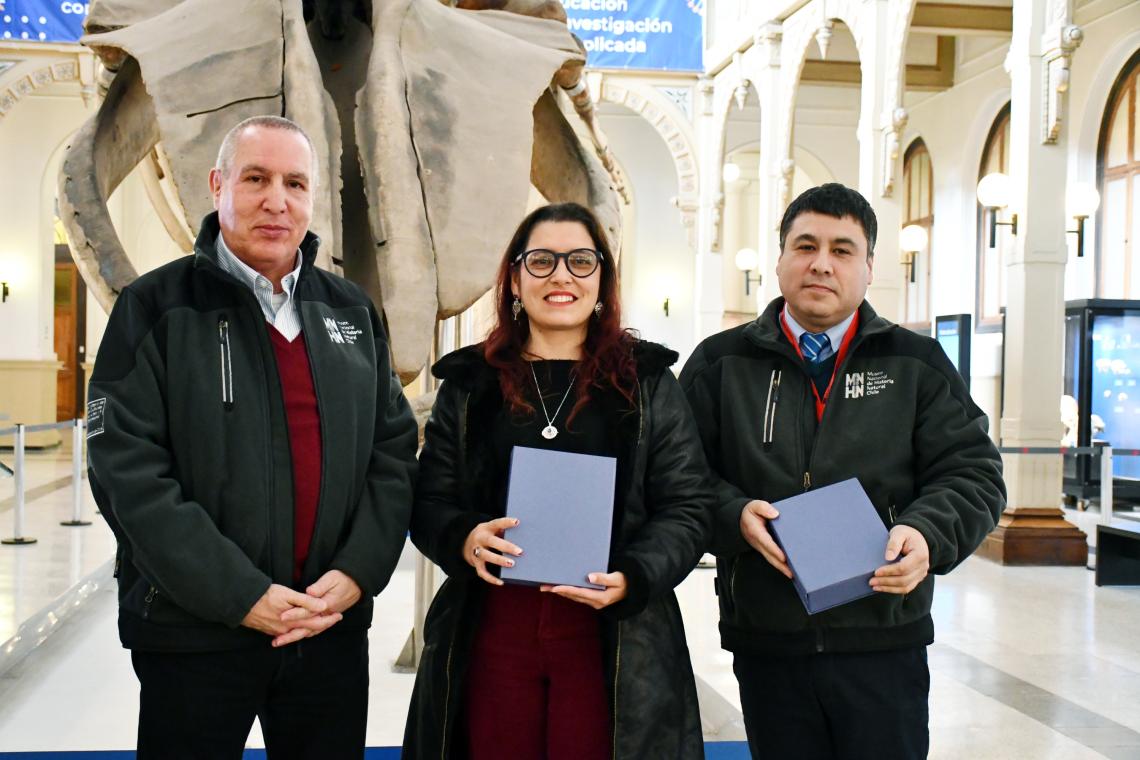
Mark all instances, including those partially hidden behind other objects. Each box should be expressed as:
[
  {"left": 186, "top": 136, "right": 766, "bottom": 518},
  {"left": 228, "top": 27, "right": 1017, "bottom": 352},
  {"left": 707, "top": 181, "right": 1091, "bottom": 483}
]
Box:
[{"left": 780, "top": 310, "right": 861, "bottom": 422}]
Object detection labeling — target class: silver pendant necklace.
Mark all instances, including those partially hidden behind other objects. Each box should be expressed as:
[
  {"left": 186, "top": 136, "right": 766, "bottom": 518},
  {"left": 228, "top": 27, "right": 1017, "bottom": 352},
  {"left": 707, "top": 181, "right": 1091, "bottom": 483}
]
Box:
[{"left": 530, "top": 362, "right": 576, "bottom": 440}]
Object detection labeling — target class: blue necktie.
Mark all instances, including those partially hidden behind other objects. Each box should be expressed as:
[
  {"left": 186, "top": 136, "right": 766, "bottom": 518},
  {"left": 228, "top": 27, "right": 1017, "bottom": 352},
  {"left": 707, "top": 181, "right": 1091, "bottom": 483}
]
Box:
[{"left": 800, "top": 331, "right": 832, "bottom": 364}]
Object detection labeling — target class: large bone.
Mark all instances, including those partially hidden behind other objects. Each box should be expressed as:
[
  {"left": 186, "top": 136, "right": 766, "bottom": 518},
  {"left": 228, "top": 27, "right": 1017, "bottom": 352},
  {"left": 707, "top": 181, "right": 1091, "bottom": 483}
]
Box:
[
  {"left": 82, "top": 0, "right": 341, "bottom": 271},
  {"left": 358, "top": 0, "right": 582, "bottom": 382},
  {"left": 58, "top": 57, "right": 157, "bottom": 312},
  {"left": 530, "top": 89, "right": 623, "bottom": 255}
]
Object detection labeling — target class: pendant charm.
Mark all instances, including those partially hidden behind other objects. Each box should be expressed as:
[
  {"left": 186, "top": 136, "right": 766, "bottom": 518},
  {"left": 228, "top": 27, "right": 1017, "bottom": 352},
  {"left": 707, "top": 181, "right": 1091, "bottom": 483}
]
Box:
[{"left": 542, "top": 425, "right": 558, "bottom": 440}]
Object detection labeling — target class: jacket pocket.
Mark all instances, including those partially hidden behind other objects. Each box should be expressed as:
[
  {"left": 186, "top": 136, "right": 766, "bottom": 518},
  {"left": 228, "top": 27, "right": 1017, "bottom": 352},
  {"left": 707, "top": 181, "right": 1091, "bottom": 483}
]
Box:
[{"left": 218, "top": 318, "right": 234, "bottom": 410}]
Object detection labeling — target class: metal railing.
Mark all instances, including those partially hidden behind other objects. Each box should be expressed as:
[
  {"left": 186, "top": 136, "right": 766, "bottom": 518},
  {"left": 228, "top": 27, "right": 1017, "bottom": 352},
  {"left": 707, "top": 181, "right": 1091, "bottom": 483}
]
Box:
[
  {"left": 0, "top": 419, "right": 91, "bottom": 546},
  {"left": 997, "top": 444, "right": 1136, "bottom": 526}
]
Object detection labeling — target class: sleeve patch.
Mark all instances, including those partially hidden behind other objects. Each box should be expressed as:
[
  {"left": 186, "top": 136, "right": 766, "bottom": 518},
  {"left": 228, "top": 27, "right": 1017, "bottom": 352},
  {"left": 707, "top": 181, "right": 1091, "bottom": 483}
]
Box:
[{"left": 86, "top": 398, "right": 107, "bottom": 439}]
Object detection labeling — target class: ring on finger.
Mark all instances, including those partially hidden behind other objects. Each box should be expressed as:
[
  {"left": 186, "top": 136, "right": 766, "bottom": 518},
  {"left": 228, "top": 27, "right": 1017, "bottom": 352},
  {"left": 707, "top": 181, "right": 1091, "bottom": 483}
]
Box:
[{"left": 473, "top": 546, "right": 481, "bottom": 558}]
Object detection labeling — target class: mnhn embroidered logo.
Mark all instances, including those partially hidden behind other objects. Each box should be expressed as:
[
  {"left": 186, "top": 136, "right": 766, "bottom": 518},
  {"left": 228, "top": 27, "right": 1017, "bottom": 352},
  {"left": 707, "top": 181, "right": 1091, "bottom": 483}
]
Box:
[
  {"left": 324, "top": 317, "right": 346, "bottom": 344},
  {"left": 845, "top": 372, "right": 865, "bottom": 399}
]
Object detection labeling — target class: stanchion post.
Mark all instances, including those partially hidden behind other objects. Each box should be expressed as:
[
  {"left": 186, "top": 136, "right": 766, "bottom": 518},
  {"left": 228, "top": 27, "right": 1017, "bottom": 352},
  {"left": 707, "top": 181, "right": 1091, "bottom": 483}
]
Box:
[
  {"left": 62, "top": 418, "right": 91, "bottom": 527},
  {"left": 1099, "top": 446, "right": 1114, "bottom": 526},
  {"left": 2, "top": 424, "right": 37, "bottom": 545}
]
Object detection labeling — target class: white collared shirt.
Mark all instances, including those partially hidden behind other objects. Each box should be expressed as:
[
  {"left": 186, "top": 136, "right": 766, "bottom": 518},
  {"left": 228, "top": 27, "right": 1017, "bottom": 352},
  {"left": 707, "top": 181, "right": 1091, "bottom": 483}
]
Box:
[
  {"left": 215, "top": 234, "right": 303, "bottom": 341},
  {"left": 782, "top": 306, "right": 856, "bottom": 363}
]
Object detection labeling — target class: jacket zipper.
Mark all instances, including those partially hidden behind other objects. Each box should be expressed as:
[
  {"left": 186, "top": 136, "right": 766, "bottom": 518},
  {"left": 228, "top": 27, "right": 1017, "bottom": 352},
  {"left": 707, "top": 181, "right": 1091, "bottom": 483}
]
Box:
[
  {"left": 440, "top": 391, "right": 472, "bottom": 760},
  {"left": 609, "top": 386, "right": 644, "bottom": 757},
  {"left": 218, "top": 318, "right": 234, "bottom": 410},
  {"left": 143, "top": 585, "right": 157, "bottom": 619},
  {"left": 440, "top": 632, "right": 457, "bottom": 760},
  {"left": 611, "top": 622, "right": 623, "bottom": 760},
  {"left": 762, "top": 369, "right": 782, "bottom": 444},
  {"left": 294, "top": 295, "right": 328, "bottom": 579}
]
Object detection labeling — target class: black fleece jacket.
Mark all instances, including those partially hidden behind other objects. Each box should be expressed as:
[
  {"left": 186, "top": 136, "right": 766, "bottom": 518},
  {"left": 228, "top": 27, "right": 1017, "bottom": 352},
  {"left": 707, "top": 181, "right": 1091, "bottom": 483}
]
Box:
[
  {"left": 680, "top": 298, "right": 1006, "bottom": 655},
  {"left": 403, "top": 340, "right": 710, "bottom": 760},
  {"left": 87, "top": 213, "right": 418, "bottom": 652}
]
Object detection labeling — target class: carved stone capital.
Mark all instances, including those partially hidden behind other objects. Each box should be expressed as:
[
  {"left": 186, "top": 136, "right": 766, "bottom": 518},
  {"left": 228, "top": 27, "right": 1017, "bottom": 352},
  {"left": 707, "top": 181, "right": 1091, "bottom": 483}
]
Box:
[
  {"left": 779, "top": 158, "right": 795, "bottom": 207},
  {"left": 880, "top": 107, "right": 908, "bottom": 198},
  {"left": 1040, "top": 0, "right": 1082, "bottom": 144}
]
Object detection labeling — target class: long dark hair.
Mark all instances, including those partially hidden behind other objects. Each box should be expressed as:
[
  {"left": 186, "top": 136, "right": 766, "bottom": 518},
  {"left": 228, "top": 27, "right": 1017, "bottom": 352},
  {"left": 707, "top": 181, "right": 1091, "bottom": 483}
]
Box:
[{"left": 483, "top": 203, "right": 638, "bottom": 425}]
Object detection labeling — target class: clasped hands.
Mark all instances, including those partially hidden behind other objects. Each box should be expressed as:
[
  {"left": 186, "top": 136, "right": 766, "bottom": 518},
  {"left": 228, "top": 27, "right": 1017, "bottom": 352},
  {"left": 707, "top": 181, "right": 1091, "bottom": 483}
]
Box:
[
  {"left": 464, "top": 516, "right": 627, "bottom": 609},
  {"left": 740, "top": 499, "right": 930, "bottom": 594},
  {"left": 241, "top": 569, "right": 361, "bottom": 647}
]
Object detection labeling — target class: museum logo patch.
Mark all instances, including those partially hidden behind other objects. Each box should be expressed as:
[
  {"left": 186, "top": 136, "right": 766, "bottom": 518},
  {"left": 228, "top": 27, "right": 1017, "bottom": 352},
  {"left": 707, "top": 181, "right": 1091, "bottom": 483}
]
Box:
[
  {"left": 845, "top": 370, "right": 894, "bottom": 399},
  {"left": 324, "top": 317, "right": 362, "bottom": 346}
]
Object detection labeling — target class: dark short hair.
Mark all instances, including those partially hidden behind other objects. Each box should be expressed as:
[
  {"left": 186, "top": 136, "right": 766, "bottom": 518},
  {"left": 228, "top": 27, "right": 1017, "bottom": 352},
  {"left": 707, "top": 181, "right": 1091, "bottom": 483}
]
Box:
[{"left": 778, "top": 183, "right": 877, "bottom": 257}]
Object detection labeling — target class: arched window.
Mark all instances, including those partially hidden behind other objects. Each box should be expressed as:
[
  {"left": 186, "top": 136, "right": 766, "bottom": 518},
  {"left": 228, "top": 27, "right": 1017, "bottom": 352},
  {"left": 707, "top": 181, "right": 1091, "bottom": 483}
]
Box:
[
  {"left": 976, "top": 103, "right": 1010, "bottom": 331},
  {"left": 902, "top": 139, "right": 933, "bottom": 327},
  {"left": 1098, "top": 50, "right": 1140, "bottom": 297}
]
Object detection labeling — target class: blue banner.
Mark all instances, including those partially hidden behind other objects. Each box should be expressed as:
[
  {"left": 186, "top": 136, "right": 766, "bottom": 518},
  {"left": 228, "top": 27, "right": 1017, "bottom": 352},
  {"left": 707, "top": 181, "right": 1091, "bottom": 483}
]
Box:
[
  {"left": 0, "top": 0, "right": 88, "bottom": 44},
  {"left": 562, "top": 0, "right": 704, "bottom": 72}
]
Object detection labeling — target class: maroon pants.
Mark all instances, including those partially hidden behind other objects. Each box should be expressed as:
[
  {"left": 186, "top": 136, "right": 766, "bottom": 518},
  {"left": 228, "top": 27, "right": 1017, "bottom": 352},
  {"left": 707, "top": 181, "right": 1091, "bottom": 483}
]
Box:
[{"left": 465, "top": 584, "right": 610, "bottom": 760}]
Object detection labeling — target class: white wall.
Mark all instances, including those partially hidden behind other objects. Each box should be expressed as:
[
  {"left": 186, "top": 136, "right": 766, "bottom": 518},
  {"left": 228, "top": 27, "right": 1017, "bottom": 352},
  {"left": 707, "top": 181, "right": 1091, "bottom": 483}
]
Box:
[
  {"left": 793, "top": 84, "right": 860, "bottom": 190},
  {"left": 0, "top": 94, "right": 90, "bottom": 361},
  {"left": 597, "top": 105, "right": 696, "bottom": 362}
]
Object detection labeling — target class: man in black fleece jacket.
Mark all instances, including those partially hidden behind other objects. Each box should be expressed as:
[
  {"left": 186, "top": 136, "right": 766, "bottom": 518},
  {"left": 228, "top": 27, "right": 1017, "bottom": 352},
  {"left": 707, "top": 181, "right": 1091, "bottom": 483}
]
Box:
[
  {"left": 87, "top": 116, "right": 417, "bottom": 758},
  {"left": 681, "top": 184, "right": 1005, "bottom": 759}
]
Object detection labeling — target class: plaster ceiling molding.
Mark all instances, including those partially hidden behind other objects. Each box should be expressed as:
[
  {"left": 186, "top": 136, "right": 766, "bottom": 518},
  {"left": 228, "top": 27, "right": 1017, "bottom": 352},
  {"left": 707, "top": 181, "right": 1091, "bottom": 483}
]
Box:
[
  {"left": 0, "top": 58, "right": 84, "bottom": 119},
  {"left": 656, "top": 85, "right": 692, "bottom": 121},
  {"left": 51, "top": 60, "right": 78, "bottom": 81}
]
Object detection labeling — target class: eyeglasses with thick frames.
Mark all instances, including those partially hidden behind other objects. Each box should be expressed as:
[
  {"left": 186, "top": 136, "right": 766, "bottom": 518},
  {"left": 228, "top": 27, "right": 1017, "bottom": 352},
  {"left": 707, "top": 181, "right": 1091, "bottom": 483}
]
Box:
[{"left": 513, "top": 248, "right": 603, "bottom": 278}]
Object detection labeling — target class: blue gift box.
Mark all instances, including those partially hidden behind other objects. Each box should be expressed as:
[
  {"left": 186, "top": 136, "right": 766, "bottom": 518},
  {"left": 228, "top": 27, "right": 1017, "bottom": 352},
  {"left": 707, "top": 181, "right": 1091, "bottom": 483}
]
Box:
[
  {"left": 769, "top": 478, "right": 890, "bottom": 614},
  {"left": 500, "top": 446, "right": 617, "bottom": 590}
]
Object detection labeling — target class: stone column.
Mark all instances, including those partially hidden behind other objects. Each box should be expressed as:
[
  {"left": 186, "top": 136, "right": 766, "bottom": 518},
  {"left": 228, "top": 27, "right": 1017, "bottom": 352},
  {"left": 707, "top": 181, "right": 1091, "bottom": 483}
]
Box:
[
  {"left": 854, "top": 0, "right": 903, "bottom": 323},
  {"left": 693, "top": 77, "right": 725, "bottom": 342},
  {"left": 751, "top": 23, "right": 786, "bottom": 310},
  {"left": 978, "top": 0, "right": 1086, "bottom": 565}
]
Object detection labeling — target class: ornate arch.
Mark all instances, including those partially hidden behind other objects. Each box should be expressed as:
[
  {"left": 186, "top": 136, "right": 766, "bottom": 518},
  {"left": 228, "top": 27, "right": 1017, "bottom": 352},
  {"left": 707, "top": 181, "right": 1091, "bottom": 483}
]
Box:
[
  {"left": 0, "top": 56, "right": 92, "bottom": 120},
  {"left": 774, "top": 0, "right": 913, "bottom": 202},
  {"left": 598, "top": 78, "right": 701, "bottom": 247},
  {"left": 705, "top": 51, "right": 765, "bottom": 252}
]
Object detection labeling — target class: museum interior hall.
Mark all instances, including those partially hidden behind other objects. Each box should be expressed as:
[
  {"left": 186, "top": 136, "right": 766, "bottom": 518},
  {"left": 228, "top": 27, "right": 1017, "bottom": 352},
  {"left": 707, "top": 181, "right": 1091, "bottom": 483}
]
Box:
[{"left": 1, "top": 0, "right": 1140, "bottom": 757}]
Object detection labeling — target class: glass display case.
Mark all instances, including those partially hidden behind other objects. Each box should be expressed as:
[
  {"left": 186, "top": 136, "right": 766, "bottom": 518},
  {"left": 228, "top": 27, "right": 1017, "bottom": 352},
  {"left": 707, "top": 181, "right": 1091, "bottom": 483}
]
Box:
[{"left": 1063, "top": 299, "right": 1140, "bottom": 504}]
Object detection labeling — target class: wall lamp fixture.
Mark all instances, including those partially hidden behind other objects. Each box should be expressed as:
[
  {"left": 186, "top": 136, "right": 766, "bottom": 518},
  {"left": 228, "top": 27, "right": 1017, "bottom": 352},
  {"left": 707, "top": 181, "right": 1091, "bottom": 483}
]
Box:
[
  {"left": 735, "top": 248, "right": 762, "bottom": 295},
  {"left": 1, "top": 282, "right": 8, "bottom": 303},
  {"left": 1066, "top": 183, "right": 1101, "bottom": 258},
  {"left": 977, "top": 172, "right": 1017, "bottom": 248},
  {"left": 899, "top": 225, "right": 929, "bottom": 284}
]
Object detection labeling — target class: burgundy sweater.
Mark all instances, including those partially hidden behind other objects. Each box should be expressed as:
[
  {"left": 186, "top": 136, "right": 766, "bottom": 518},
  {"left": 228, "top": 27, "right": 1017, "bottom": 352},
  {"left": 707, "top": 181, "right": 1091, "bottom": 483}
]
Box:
[{"left": 269, "top": 328, "right": 323, "bottom": 583}]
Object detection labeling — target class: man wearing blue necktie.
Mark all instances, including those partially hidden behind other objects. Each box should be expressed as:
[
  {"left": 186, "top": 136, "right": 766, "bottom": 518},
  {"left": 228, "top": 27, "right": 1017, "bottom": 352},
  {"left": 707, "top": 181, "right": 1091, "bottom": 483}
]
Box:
[{"left": 681, "top": 184, "right": 1005, "bottom": 759}]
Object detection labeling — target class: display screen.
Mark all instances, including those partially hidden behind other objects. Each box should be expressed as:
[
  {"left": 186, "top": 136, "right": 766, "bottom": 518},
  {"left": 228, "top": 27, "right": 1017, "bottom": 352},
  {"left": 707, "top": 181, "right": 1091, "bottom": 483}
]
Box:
[
  {"left": 934, "top": 315, "right": 969, "bottom": 390},
  {"left": 935, "top": 322, "right": 961, "bottom": 372},
  {"left": 1089, "top": 313, "right": 1140, "bottom": 478}
]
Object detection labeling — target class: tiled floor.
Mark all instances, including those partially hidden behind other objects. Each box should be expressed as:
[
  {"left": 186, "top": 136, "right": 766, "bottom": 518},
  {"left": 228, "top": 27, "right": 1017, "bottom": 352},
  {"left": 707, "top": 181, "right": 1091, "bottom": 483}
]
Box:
[{"left": 1, "top": 448, "right": 1139, "bottom": 758}]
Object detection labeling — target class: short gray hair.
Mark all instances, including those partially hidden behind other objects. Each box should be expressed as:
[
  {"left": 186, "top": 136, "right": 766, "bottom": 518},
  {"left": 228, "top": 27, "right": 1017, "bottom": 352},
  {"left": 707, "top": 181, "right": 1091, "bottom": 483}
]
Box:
[{"left": 214, "top": 115, "right": 319, "bottom": 187}]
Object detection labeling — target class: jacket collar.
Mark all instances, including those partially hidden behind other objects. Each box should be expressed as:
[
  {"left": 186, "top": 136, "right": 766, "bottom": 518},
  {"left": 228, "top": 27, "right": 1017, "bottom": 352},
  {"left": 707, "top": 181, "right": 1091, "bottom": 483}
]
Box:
[
  {"left": 191, "top": 211, "right": 322, "bottom": 276},
  {"left": 743, "top": 297, "right": 894, "bottom": 355}
]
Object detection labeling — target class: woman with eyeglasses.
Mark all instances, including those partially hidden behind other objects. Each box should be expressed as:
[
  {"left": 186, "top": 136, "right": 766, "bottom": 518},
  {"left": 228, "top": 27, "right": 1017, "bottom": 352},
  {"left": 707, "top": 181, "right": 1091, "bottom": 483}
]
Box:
[{"left": 402, "top": 203, "right": 711, "bottom": 760}]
